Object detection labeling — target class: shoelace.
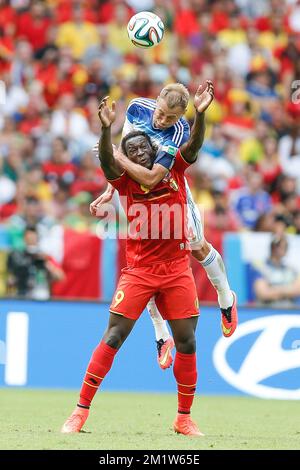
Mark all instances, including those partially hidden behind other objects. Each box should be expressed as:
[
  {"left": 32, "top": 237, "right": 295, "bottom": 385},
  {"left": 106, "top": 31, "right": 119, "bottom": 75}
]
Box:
[
  {"left": 156, "top": 339, "right": 165, "bottom": 357},
  {"left": 221, "top": 306, "right": 232, "bottom": 323},
  {"left": 179, "top": 417, "right": 199, "bottom": 433},
  {"left": 66, "top": 413, "right": 84, "bottom": 429}
]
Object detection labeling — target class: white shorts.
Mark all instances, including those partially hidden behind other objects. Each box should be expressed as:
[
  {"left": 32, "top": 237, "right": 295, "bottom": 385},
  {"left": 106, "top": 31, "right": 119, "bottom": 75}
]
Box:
[{"left": 185, "top": 178, "right": 204, "bottom": 249}]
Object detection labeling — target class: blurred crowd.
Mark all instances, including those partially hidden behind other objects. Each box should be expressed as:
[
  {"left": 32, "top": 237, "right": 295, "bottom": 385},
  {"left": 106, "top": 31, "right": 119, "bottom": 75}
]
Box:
[{"left": 1, "top": 0, "right": 300, "bottom": 299}]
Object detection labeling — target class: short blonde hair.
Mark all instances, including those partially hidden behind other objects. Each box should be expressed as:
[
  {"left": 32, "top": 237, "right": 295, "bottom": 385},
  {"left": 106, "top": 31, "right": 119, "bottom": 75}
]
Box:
[{"left": 159, "top": 83, "right": 189, "bottom": 110}]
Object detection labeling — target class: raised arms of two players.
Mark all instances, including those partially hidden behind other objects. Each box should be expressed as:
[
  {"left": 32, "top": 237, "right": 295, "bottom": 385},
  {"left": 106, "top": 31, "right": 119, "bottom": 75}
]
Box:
[
  {"left": 92, "top": 81, "right": 214, "bottom": 213},
  {"left": 107, "top": 80, "right": 214, "bottom": 183},
  {"left": 95, "top": 96, "right": 166, "bottom": 189}
]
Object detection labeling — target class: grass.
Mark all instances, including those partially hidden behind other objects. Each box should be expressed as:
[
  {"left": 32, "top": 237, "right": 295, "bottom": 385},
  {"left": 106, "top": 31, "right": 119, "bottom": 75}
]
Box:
[{"left": 1, "top": 389, "right": 300, "bottom": 450}]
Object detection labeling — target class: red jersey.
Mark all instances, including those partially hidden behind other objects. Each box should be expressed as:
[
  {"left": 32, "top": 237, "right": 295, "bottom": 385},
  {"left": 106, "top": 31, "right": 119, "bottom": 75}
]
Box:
[{"left": 108, "top": 150, "right": 192, "bottom": 268}]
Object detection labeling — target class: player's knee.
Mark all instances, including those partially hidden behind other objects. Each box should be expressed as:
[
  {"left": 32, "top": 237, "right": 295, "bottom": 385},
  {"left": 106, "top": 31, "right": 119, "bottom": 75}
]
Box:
[
  {"left": 176, "top": 336, "right": 196, "bottom": 354},
  {"left": 104, "top": 327, "right": 125, "bottom": 349}
]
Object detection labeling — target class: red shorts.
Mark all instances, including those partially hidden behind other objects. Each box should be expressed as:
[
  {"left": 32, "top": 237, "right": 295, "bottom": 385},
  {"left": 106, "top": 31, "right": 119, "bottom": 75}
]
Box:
[{"left": 109, "top": 255, "right": 199, "bottom": 321}]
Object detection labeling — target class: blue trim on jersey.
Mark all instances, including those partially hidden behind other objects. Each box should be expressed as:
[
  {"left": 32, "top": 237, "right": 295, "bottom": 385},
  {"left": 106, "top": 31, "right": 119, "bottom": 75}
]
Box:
[
  {"left": 201, "top": 250, "right": 217, "bottom": 267},
  {"left": 154, "top": 140, "right": 178, "bottom": 169},
  {"left": 154, "top": 152, "right": 174, "bottom": 170}
]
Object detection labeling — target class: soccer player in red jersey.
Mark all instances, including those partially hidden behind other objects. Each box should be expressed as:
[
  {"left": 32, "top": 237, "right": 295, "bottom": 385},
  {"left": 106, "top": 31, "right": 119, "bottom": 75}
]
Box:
[{"left": 61, "top": 81, "right": 214, "bottom": 437}]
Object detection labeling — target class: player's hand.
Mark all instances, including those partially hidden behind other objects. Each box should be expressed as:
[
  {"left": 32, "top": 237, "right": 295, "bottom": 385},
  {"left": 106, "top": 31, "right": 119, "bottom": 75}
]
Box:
[
  {"left": 89, "top": 187, "right": 115, "bottom": 216},
  {"left": 113, "top": 146, "right": 127, "bottom": 165},
  {"left": 98, "top": 96, "right": 116, "bottom": 128},
  {"left": 194, "top": 80, "right": 214, "bottom": 114}
]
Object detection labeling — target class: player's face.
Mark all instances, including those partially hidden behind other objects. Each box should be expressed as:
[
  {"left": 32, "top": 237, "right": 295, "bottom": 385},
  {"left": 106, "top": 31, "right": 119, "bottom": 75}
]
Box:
[
  {"left": 153, "top": 98, "right": 185, "bottom": 129},
  {"left": 124, "top": 135, "right": 154, "bottom": 169}
]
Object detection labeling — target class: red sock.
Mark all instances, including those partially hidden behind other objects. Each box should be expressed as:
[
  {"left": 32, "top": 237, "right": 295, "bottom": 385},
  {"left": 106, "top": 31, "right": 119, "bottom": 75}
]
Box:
[
  {"left": 78, "top": 341, "right": 117, "bottom": 407},
  {"left": 173, "top": 351, "right": 197, "bottom": 414}
]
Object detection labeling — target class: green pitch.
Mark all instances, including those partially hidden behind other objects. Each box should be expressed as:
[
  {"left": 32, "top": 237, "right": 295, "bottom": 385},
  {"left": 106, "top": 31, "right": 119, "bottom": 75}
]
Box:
[{"left": 1, "top": 389, "right": 299, "bottom": 450}]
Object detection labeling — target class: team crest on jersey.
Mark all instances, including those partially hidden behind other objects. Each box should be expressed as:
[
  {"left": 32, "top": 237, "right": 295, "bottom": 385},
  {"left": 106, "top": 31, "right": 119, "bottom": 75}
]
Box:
[
  {"left": 163, "top": 173, "right": 178, "bottom": 191},
  {"left": 169, "top": 178, "right": 178, "bottom": 191},
  {"left": 140, "top": 184, "right": 150, "bottom": 193}
]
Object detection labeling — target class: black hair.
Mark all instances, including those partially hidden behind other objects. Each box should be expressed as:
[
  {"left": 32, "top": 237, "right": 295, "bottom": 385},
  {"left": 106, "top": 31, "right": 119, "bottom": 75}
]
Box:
[
  {"left": 274, "top": 214, "right": 291, "bottom": 226},
  {"left": 121, "top": 131, "right": 158, "bottom": 157},
  {"left": 54, "top": 136, "right": 68, "bottom": 151},
  {"left": 25, "top": 196, "right": 39, "bottom": 204},
  {"left": 24, "top": 225, "right": 37, "bottom": 234}
]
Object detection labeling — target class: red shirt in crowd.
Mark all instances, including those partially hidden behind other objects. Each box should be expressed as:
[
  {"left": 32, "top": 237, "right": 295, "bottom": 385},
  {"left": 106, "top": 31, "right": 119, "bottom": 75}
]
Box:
[
  {"left": 16, "top": 12, "right": 52, "bottom": 50},
  {"left": 42, "top": 162, "right": 78, "bottom": 184}
]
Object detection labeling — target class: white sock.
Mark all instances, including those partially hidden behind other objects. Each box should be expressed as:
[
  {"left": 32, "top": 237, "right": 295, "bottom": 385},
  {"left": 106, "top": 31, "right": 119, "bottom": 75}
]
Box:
[
  {"left": 200, "top": 245, "right": 233, "bottom": 309},
  {"left": 147, "top": 298, "right": 170, "bottom": 341}
]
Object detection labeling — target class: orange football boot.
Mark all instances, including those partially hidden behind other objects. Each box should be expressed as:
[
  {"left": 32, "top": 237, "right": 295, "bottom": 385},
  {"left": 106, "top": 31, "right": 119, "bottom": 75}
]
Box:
[
  {"left": 221, "top": 291, "right": 238, "bottom": 337},
  {"left": 61, "top": 406, "right": 89, "bottom": 433},
  {"left": 173, "top": 413, "right": 204, "bottom": 437}
]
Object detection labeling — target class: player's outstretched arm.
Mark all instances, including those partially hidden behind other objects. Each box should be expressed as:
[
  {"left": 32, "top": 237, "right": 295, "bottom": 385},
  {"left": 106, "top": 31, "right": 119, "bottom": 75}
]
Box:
[
  {"left": 89, "top": 184, "right": 115, "bottom": 216},
  {"left": 98, "top": 96, "right": 123, "bottom": 180},
  {"left": 180, "top": 80, "right": 214, "bottom": 163}
]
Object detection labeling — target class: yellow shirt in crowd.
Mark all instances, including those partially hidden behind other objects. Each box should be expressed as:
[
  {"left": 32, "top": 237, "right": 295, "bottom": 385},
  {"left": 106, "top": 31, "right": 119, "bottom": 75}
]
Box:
[{"left": 56, "top": 21, "right": 99, "bottom": 59}]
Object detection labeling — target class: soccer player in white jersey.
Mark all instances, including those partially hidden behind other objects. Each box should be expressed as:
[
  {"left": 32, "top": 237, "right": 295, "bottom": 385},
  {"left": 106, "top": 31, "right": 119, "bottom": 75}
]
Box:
[{"left": 91, "top": 82, "right": 238, "bottom": 369}]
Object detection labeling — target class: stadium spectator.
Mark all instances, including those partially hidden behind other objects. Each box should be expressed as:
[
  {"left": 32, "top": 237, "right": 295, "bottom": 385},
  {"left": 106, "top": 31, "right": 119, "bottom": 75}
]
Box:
[
  {"left": 232, "top": 166, "right": 272, "bottom": 229},
  {"left": 50, "top": 93, "right": 89, "bottom": 140},
  {"left": 63, "top": 191, "right": 97, "bottom": 233},
  {"left": 6, "top": 225, "right": 64, "bottom": 299},
  {"left": 42, "top": 136, "right": 78, "bottom": 187},
  {"left": 70, "top": 151, "right": 106, "bottom": 199},
  {"left": 253, "top": 234, "right": 300, "bottom": 307},
  {"left": 16, "top": 1, "right": 53, "bottom": 53},
  {"left": 278, "top": 120, "right": 300, "bottom": 190},
  {"left": 83, "top": 25, "right": 123, "bottom": 82},
  {"left": 56, "top": 3, "right": 99, "bottom": 59},
  {"left": 258, "top": 136, "right": 281, "bottom": 194},
  {"left": 6, "top": 195, "right": 56, "bottom": 250},
  {"left": 253, "top": 212, "right": 275, "bottom": 232}
]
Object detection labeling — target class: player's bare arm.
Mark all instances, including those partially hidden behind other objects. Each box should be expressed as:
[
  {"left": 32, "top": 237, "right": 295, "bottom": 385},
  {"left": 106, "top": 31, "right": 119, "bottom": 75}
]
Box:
[
  {"left": 98, "top": 96, "right": 123, "bottom": 180},
  {"left": 180, "top": 80, "right": 214, "bottom": 163},
  {"left": 90, "top": 187, "right": 115, "bottom": 216},
  {"left": 114, "top": 148, "right": 168, "bottom": 189}
]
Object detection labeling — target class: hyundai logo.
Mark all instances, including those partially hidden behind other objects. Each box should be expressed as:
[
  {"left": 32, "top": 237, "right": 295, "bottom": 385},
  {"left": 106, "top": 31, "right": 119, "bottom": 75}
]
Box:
[{"left": 213, "top": 315, "right": 300, "bottom": 399}]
